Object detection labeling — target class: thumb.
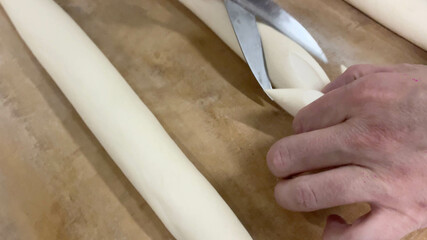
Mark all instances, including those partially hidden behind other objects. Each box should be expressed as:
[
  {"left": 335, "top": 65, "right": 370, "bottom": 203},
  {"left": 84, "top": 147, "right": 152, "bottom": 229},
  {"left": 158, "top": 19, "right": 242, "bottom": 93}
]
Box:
[{"left": 323, "top": 208, "right": 419, "bottom": 240}]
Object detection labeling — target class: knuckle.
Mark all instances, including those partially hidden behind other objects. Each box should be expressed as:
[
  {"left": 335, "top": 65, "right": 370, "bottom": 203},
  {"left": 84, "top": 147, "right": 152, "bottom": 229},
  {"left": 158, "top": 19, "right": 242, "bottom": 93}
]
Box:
[
  {"left": 292, "top": 116, "right": 303, "bottom": 133},
  {"left": 348, "top": 84, "right": 375, "bottom": 104},
  {"left": 267, "top": 144, "right": 292, "bottom": 176},
  {"left": 346, "top": 121, "right": 392, "bottom": 150},
  {"left": 293, "top": 181, "right": 318, "bottom": 211},
  {"left": 292, "top": 104, "right": 315, "bottom": 133},
  {"left": 397, "top": 63, "right": 417, "bottom": 71},
  {"left": 345, "top": 64, "right": 371, "bottom": 79},
  {"left": 350, "top": 75, "right": 393, "bottom": 104},
  {"left": 346, "top": 64, "right": 365, "bottom": 76}
]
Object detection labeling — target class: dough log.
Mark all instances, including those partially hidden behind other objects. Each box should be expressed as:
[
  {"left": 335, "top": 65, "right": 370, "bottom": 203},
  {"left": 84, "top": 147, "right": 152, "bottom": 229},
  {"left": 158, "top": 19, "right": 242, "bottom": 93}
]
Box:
[
  {"left": 0, "top": 0, "right": 252, "bottom": 239},
  {"left": 345, "top": 0, "right": 427, "bottom": 51}
]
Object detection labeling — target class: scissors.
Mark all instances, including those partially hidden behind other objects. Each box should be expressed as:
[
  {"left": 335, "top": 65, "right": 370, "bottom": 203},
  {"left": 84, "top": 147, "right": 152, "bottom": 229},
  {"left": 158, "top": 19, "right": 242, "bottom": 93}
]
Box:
[{"left": 224, "top": 0, "right": 327, "bottom": 96}]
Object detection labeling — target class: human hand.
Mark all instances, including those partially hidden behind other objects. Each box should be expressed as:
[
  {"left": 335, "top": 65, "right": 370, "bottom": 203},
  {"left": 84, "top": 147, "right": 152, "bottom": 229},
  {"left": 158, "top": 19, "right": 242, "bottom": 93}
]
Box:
[{"left": 267, "top": 64, "right": 427, "bottom": 240}]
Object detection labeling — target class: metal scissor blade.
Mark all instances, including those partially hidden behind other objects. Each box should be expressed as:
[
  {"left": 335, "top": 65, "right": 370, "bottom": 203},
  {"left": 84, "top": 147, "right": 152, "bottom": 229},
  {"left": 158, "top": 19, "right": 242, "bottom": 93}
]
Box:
[
  {"left": 231, "top": 0, "right": 327, "bottom": 63},
  {"left": 225, "top": 0, "right": 273, "bottom": 94}
]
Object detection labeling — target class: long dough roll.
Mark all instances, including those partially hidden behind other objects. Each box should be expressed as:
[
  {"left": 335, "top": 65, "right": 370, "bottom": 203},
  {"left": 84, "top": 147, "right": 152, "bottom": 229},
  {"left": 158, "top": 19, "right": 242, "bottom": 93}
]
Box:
[
  {"left": 345, "top": 0, "right": 427, "bottom": 51},
  {"left": 179, "top": 0, "right": 330, "bottom": 116},
  {"left": 0, "top": 0, "right": 252, "bottom": 239}
]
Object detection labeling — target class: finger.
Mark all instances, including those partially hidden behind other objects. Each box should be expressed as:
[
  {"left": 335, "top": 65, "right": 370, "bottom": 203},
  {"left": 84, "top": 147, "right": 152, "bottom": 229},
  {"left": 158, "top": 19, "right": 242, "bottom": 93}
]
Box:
[
  {"left": 274, "top": 165, "right": 381, "bottom": 212},
  {"left": 295, "top": 64, "right": 416, "bottom": 134},
  {"left": 323, "top": 208, "right": 419, "bottom": 240},
  {"left": 293, "top": 85, "right": 353, "bottom": 134},
  {"left": 267, "top": 124, "right": 354, "bottom": 178},
  {"left": 323, "top": 215, "right": 349, "bottom": 237},
  {"left": 323, "top": 214, "right": 366, "bottom": 240},
  {"left": 295, "top": 67, "right": 408, "bottom": 134},
  {"left": 322, "top": 64, "right": 399, "bottom": 93}
]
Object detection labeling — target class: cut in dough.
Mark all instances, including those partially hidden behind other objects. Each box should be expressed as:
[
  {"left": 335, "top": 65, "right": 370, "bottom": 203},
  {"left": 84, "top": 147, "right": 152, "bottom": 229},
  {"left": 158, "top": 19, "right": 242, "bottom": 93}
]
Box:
[
  {"left": 265, "top": 89, "right": 324, "bottom": 117},
  {"left": 179, "top": 0, "right": 329, "bottom": 116},
  {"left": 258, "top": 23, "right": 329, "bottom": 90},
  {"left": 0, "top": 0, "right": 252, "bottom": 239},
  {"left": 345, "top": 0, "right": 427, "bottom": 51}
]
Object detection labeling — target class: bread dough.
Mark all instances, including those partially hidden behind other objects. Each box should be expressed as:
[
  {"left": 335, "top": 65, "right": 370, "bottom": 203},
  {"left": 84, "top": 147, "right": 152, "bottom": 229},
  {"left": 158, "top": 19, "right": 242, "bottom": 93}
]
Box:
[
  {"left": 0, "top": 0, "right": 252, "bottom": 239},
  {"left": 345, "top": 0, "right": 427, "bottom": 51},
  {"left": 179, "top": 0, "right": 243, "bottom": 58},
  {"left": 179, "top": 0, "right": 329, "bottom": 116},
  {"left": 257, "top": 23, "right": 329, "bottom": 90},
  {"left": 265, "top": 89, "right": 324, "bottom": 116}
]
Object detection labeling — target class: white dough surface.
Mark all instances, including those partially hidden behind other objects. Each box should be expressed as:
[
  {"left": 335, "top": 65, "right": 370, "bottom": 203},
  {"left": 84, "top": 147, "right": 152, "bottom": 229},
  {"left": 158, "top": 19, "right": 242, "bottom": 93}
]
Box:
[
  {"left": 0, "top": 0, "right": 252, "bottom": 239},
  {"left": 345, "top": 0, "right": 427, "bottom": 51}
]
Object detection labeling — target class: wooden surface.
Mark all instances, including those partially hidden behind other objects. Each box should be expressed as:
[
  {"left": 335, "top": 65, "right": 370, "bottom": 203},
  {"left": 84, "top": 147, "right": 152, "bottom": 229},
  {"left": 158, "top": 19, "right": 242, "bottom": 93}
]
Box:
[{"left": 0, "top": 0, "right": 426, "bottom": 239}]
